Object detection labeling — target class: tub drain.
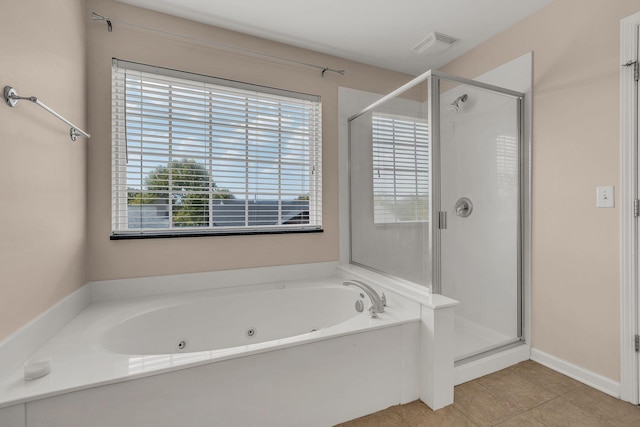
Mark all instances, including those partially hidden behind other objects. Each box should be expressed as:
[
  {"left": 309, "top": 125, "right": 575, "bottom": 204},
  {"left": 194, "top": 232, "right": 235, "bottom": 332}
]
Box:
[
  {"left": 176, "top": 339, "right": 188, "bottom": 352},
  {"left": 246, "top": 328, "right": 256, "bottom": 338}
]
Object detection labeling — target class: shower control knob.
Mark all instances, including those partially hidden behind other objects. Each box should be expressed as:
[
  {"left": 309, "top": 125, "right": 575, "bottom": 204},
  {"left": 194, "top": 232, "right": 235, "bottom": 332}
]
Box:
[{"left": 455, "top": 197, "right": 473, "bottom": 218}]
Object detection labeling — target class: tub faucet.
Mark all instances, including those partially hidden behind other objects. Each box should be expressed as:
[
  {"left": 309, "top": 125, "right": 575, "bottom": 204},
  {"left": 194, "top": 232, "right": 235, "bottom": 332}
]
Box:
[{"left": 343, "top": 280, "right": 386, "bottom": 318}]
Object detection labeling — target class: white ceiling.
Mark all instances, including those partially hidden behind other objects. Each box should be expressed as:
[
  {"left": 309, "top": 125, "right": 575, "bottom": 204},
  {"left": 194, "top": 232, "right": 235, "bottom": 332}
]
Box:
[{"left": 116, "top": 0, "right": 554, "bottom": 76}]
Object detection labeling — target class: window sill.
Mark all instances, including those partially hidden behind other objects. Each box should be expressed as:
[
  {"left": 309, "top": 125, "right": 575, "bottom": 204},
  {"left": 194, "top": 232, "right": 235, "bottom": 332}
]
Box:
[{"left": 110, "top": 227, "right": 323, "bottom": 240}]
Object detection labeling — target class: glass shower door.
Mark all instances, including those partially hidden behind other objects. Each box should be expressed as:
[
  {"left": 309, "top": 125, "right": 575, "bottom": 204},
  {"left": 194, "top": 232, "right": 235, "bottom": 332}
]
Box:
[{"left": 437, "top": 79, "right": 523, "bottom": 361}]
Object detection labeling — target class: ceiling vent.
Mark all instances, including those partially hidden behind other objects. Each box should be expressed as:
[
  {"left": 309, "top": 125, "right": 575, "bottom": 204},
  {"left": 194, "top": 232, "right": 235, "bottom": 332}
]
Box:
[{"left": 412, "top": 32, "right": 459, "bottom": 55}]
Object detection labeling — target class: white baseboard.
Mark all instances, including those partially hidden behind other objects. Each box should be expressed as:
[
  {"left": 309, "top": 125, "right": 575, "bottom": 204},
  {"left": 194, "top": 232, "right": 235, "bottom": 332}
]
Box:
[
  {"left": 531, "top": 348, "right": 621, "bottom": 398},
  {"left": 0, "top": 286, "right": 90, "bottom": 382},
  {"left": 455, "top": 344, "right": 530, "bottom": 385}
]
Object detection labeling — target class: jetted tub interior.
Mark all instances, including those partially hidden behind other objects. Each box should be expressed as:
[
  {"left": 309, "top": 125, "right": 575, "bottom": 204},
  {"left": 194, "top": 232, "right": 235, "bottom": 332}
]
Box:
[{"left": 101, "top": 285, "right": 369, "bottom": 355}]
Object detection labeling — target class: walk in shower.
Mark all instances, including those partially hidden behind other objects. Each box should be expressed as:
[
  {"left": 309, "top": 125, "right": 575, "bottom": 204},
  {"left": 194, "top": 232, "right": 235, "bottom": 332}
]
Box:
[{"left": 348, "top": 70, "right": 525, "bottom": 362}]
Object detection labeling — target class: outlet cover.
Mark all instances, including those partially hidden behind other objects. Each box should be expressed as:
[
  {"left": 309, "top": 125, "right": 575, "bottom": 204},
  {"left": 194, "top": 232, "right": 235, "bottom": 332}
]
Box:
[{"left": 596, "top": 186, "right": 615, "bottom": 208}]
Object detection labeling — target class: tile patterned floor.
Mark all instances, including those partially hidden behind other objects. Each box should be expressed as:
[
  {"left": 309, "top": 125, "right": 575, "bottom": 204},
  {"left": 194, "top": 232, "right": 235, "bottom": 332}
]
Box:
[{"left": 336, "top": 361, "right": 640, "bottom": 427}]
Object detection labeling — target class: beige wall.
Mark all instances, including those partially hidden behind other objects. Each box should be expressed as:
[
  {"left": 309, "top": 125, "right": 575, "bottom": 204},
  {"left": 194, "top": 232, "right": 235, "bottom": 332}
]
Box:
[
  {"left": 85, "top": 0, "right": 413, "bottom": 281},
  {"left": 441, "top": 0, "right": 639, "bottom": 382},
  {"left": 0, "top": 1, "right": 87, "bottom": 341}
]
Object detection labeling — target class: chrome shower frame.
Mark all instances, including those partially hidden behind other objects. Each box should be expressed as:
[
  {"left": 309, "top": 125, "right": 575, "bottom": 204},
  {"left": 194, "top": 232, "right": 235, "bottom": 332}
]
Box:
[{"left": 347, "top": 69, "right": 528, "bottom": 349}]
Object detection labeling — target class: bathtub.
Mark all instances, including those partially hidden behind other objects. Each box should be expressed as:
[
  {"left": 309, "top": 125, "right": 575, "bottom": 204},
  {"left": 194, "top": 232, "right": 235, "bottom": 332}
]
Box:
[
  {"left": 101, "top": 284, "right": 371, "bottom": 355},
  {"left": 0, "top": 274, "right": 423, "bottom": 426}
]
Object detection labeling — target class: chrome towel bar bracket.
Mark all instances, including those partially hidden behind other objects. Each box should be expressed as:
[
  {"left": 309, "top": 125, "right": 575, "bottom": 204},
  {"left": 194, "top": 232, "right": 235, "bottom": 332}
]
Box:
[{"left": 3, "top": 86, "right": 90, "bottom": 141}]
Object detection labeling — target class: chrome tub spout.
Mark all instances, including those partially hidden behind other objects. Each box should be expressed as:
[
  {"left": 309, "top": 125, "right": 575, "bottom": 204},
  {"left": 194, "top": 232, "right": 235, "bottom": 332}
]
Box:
[{"left": 343, "top": 280, "right": 386, "bottom": 318}]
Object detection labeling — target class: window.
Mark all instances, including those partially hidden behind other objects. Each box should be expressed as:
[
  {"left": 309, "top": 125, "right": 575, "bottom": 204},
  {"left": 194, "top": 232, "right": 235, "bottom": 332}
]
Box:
[
  {"left": 111, "top": 60, "right": 322, "bottom": 237},
  {"left": 372, "top": 113, "right": 429, "bottom": 224}
]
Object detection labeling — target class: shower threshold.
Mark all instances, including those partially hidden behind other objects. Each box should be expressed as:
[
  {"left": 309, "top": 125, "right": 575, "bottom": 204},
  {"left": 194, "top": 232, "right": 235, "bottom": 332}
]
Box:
[{"left": 454, "top": 314, "right": 523, "bottom": 363}]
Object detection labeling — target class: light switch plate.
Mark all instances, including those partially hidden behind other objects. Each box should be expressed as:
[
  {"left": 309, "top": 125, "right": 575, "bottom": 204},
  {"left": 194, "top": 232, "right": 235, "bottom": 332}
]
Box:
[{"left": 596, "top": 186, "right": 614, "bottom": 208}]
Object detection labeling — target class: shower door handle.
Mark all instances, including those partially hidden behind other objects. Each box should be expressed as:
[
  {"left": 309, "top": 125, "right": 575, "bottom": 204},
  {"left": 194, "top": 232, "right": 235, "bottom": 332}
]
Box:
[
  {"left": 455, "top": 197, "right": 473, "bottom": 218},
  {"left": 438, "top": 211, "right": 447, "bottom": 229}
]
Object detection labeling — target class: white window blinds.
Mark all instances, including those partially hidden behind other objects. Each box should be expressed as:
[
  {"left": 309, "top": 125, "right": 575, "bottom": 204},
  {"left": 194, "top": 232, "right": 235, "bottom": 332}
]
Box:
[
  {"left": 112, "top": 59, "right": 322, "bottom": 236},
  {"left": 372, "top": 113, "right": 429, "bottom": 224}
]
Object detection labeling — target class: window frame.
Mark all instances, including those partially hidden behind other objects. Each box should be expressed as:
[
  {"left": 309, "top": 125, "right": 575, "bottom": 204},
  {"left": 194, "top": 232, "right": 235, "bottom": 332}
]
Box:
[{"left": 111, "top": 59, "right": 322, "bottom": 239}]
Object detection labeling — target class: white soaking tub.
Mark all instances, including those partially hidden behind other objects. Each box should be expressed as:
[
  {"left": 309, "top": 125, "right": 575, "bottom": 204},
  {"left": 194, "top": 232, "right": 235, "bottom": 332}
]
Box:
[
  {"left": 0, "top": 274, "right": 422, "bottom": 427},
  {"left": 101, "top": 285, "right": 367, "bottom": 355}
]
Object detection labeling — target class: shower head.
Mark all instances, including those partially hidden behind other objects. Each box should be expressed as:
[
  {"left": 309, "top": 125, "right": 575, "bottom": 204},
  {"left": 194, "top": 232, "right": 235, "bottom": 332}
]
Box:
[{"left": 447, "top": 94, "right": 468, "bottom": 112}]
